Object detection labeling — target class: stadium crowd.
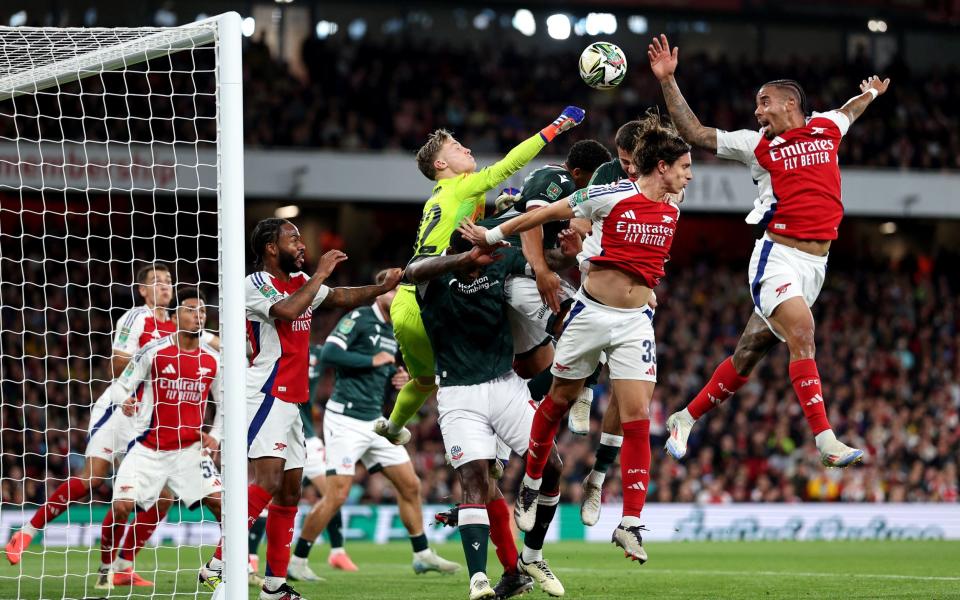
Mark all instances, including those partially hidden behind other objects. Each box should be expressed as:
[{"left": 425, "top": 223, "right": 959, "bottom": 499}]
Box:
[
  {"left": 2, "top": 37, "right": 957, "bottom": 173},
  {"left": 248, "top": 37, "right": 960, "bottom": 170}
]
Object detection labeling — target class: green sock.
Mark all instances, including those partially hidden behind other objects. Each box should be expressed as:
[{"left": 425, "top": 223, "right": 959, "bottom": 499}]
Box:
[
  {"left": 458, "top": 524, "right": 490, "bottom": 577},
  {"left": 388, "top": 379, "right": 436, "bottom": 427},
  {"left": 409, "top": 532, "right": 429, "bottom": 553},
  {"left": 326, "top": 511, "right": 344, "bottom": 550},
  {"left": 594, "top": 433, "right": 623, "bottom": 474}
]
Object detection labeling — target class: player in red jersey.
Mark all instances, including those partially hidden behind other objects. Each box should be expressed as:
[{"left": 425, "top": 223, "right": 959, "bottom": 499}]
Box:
[
  {"left": 100, "top": 287, "right": 224, "bottom": 585},
  {"left": 647, "top": 34, "right": 889, "bottom": 468},
  {"left": 201, "top": 218, "right": 402, "bottom": 600},
  {"left": 6, "top": 263, "right": 180, "bottom": 586},
  {"left": 460, "top": 112, "right": 692, "bottom": 563}
]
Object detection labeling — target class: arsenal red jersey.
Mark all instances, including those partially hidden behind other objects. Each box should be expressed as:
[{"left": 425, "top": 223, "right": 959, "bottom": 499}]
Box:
[
  {"left": 113, "top": 306, "right": 177, "bottom": 355},
  {"left": 568, "top": 179, "right": 680, "bottom": 288},
  {"left": 245, "top": 271, "right": 330, "bottom": 404},
  {"left": 111, "top": 336, "right": 221, "bottom": 451},
  {"left": 716, "top": 110, "right": 850, "bottom": 241}
]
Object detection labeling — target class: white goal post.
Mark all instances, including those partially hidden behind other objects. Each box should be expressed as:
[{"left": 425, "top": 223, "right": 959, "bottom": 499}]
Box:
[{"left": 0, "top": 12, "right": 246, "bottom": 599}]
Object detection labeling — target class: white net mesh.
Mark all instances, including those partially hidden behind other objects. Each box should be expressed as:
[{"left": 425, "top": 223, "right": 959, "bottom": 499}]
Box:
[{"left": 0, "top": 23, "right": 224, "bottom": 599}]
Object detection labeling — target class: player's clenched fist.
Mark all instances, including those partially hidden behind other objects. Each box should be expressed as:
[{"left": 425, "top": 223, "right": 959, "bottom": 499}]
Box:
[
  {"left": 316, "top": 249, "right": 348, "bottom": 278},
  {"left": 378, "top": 268, "right": 404, "bottom": 290}
]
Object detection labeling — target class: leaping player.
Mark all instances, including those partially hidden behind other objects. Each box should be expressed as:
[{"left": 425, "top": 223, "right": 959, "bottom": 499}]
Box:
[
  {"left": 460, "top": 111, "right": 693, "bottom": 563},
  {"left": 376, "top": 105, "right": 586, "bottom": 446},
  {"left": 647, "top": 33, "right": 889, "bottom": 468},
  {"left": 200, "top": 218, "right": 402, "bottom": 600}
]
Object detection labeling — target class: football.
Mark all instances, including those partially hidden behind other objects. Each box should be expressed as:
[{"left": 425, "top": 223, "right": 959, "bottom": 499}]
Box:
[{"left": 578, "top": 41, "right": 628, "bottom": 90}]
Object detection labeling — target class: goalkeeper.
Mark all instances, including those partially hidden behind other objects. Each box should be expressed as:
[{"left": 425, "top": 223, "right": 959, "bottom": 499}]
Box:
[{"left": 375, "top": 106, "right": 586, "bottom": 444}]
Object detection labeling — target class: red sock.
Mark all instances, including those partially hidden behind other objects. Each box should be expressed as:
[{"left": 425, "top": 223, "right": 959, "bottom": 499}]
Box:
[
  {"left": 264, "top": 503, "right": 298, "bottom": 578},
  {"left": 789, "top": 358, "right": 830, "bottom": 435},
  {"left": 213, "top": 483, "right": 272, "bottom": 561},
  {"left": 118, "top": 501, "right": 171, "bottom": 561},
  {"left": 30, "top": 477, "right": 89, "bottom": 529},
  {"left": 486, "top": 498, "right": 518, "bottom": 573},
  {"left": 620, "top": 419, "right": 651, "bottom": 518},
  {"left": 526, "top": 395, "right": 567, "bottom": 479},
  {"left": 687, "top": 357, "right": 749, "bottom": 419},
  {"left": 100, "top": 506, "right": 128, "bottom": 566}
]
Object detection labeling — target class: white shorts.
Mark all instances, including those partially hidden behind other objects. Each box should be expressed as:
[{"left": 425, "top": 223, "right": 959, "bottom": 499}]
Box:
[
  {"left": 437, "top": 371, "right": 536, "bottom": 469},
  {"left": 247, "top": 395, "right": 306, "bottom": 471},
  {"left": 302, "top": 436, "right": 327, "bottom": 481},
  {"left": 85, "top": 396, "right": 145, "bottom": 463},
  {"left": 552, "top": 289, "right": 657, "bottom": 382},
  {"left": 113, "top": 442, "right": 222, "bottom": 510},
  {"left": 505, "top": 276, "right": 576, "bottom": 355},
  {"left": 323, "top": 411, "right": 410, "bottom": 476},
  {"left": 748, "top": 234, "right": 828, "bottom": 342}
]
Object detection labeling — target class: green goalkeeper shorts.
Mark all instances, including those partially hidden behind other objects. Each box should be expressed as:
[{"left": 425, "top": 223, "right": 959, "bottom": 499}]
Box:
[{"left": 390, "top": 286, "right": 436, "bottom": 380}]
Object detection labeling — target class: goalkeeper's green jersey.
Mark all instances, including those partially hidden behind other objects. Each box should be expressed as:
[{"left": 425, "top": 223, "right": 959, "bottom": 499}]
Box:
[{"left": 408, "top": 134, "right": 547, "bottom": 259}]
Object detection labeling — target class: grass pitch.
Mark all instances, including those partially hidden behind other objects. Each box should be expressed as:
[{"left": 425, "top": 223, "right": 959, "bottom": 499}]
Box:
[{"left": 4, "top": 540, "right": 959, "bottom": 599}]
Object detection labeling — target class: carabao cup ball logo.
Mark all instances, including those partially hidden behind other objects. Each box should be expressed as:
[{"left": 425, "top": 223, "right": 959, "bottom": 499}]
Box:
[{"left": 578, "top": 41, "right": 627, "bottom": 90}]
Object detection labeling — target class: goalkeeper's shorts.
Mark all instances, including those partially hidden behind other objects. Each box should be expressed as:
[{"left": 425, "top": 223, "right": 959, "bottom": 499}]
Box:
[{"left": 390, "top": 286, "right": 435, "bottom": 380}]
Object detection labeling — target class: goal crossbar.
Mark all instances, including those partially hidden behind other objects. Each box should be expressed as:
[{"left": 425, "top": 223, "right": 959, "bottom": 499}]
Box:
[{"left": 0, "top": 21, "right": 217, "bottom": 101}]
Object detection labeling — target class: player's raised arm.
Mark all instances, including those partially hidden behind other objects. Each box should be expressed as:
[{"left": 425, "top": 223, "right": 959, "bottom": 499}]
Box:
[
  {"left": 836, "top": 75, "right": 890, "bottom": 125},
  {"left": 322, "top": 268, "right": 403, "bottom": 309},
  {"left": 648, "top": 34, "right": 717, "bottom": 151},
  {"left": 404, "top": 246, "right": 503, "bottom": 284},
  {"left": 458, "top": 197, "right": 575, "bottom": 246},
  {"left": 457, "top": 106, "right": 586, "bottom": 197},
  {"left": 268, "top": 249, "right": 348, "bottom": 322}
]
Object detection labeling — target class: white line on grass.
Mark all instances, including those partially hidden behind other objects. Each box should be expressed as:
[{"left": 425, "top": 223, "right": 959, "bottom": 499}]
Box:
[{"left": 559, "top": 567, "right": 960, "bottom": 582}]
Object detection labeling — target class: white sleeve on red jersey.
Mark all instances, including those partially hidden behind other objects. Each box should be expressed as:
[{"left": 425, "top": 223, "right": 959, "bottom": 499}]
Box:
[
  {"left": 112, "top": 307, "right": 148, "bottom": 355},
  {"left": 716, "top": 129, "right": 763, "bottom": 165},
  {"left": 246, "top": 272, "right": 283, "bottom": 321},
  {"left": 567, "top": 180, "right": 633, "bottom": 221},
  {"left": 109, "top": 339, "right": 159, "bottom": 404},
  {"left": 810, "top": 110, "right": 850, "bottom": 136},
  {"left": 311, "top": 284, "right": 331, "bottom": 309}
]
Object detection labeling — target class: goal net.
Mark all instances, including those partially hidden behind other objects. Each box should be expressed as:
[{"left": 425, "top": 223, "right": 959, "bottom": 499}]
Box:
[{"left": 0, "top": 14, "right": 246, "bottom": 600}]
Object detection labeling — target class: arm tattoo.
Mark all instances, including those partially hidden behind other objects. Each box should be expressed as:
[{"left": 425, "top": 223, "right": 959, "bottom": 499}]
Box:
[
  {"left": 660, "top": 77, "right": 718, "bottom": 151},
  {"left": 405, "top": 254, "right": 472, "bottom": 284},
  {"left": 838, "top": 92, "right": 873, "bottom": 125},
  {"left": 324, "top": 284, "right": 386, "bottom": 309}
]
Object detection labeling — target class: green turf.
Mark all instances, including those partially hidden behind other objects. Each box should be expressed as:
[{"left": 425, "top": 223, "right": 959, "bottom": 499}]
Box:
[{"left": 3, "top": 540, "right": 959, "bottom": 599}]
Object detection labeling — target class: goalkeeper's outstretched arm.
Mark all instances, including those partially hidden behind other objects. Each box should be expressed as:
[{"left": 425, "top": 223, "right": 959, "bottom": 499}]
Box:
[{"left": 457, "top": 106, "right": 586, "bottom": 197}]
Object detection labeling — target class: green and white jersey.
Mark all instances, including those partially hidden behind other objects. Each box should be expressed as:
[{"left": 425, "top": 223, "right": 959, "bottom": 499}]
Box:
[
  {"left": 589, "top": 158, "right": 629, "bottom": 186},
  {"left": 516, "top": 164, "right": 576, "bottom": 249},
  {"left": 299, "top": 344, "right": 324, "bottom": 439},
  {"left": 416, "top": 250, "right": 529, "bottom": 386},
  {"left": 324, "top": 305, "right": 398, "bottom": 421}
]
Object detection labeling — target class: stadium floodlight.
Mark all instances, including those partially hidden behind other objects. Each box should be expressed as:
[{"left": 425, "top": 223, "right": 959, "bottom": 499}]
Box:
[
  {"left": 275, "top": 205, "right": 301, "bottom": 219},
  {"left": 513, "top": 9, "right": 536, "bottom": 36},
  {"left": 316, "top": 20, "right": 339, "bottom": 38},
  {"left": 546, "top": 14, "right": 571, "bottom": 40},
  {"left": 585, "top": 12, "right": 617, "bottom": 36},
  {"left": 628, "top": 15, "right": 648, "bottom": 34},
  {"left": 0, "top": 13, "right": 247, "bottom": 600},
  {"left": 241, "top": 16, "right": 256, "bottom": 37}
]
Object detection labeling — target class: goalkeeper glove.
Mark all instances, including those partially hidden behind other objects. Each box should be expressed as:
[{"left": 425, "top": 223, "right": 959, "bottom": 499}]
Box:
[
  {"left": 540, "top": 105, "right": 586, "bottom": 142},
  {"left": 495, "top": 187, "right": 520, "bottom": 212}
]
